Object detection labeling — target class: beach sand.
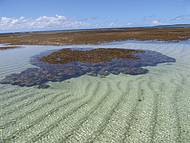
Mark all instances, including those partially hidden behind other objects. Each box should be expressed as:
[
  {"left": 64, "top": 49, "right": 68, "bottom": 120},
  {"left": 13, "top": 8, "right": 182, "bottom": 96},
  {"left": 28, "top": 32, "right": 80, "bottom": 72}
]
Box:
[{"left": 0, "top": 41, "right": 190, "bottom": 143}]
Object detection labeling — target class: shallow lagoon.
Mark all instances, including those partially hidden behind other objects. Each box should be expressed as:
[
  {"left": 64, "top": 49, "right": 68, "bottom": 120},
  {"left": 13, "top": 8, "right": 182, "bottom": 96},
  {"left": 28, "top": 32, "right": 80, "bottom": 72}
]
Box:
[{"left": 0, "top": 41, "right": 190, "bottom": 143}]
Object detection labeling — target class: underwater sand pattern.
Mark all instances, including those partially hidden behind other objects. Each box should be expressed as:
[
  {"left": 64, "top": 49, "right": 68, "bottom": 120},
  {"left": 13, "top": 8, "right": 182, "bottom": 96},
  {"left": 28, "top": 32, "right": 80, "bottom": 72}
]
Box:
[{"left": 0, "top": 42, "right": 190, "bottom": 143}]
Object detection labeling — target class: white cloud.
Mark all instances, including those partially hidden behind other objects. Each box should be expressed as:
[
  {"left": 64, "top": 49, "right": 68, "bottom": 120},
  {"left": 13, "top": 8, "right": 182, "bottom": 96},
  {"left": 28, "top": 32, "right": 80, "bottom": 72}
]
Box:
[
  {"left": 0, "top": 15, "right": 90, "bottom": 32},
  {"left": 1, "top": 14, "right": 189, "bottom": 33},
  {"left": 152, "top": 20, "right": 161, "bottom": 25},
  {"left": 141, "top": 15, "right": 190, "bottom": 26},
  {"left": 170, "top": 15, "right": 190, "bottom": 21}
]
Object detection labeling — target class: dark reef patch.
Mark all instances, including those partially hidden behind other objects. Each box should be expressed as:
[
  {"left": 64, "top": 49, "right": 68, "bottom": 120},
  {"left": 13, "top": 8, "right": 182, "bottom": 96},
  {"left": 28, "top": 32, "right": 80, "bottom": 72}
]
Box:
[{"left": 0, "top": 48, "right": 176, "bottom": 88}]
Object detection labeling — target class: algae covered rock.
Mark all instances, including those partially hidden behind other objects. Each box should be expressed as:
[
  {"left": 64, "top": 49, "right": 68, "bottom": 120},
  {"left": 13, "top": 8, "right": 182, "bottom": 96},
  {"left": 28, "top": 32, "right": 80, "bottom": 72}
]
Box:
[{"left": 0, "top": 48, "right": 176, "bottom": 88}]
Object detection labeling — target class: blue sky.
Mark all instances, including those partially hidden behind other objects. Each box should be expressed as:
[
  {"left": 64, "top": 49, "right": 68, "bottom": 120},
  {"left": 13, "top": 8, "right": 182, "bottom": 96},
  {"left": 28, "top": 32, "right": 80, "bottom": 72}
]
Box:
[{"left": 0, "top": 0, "right": 190, "bottom": 32}]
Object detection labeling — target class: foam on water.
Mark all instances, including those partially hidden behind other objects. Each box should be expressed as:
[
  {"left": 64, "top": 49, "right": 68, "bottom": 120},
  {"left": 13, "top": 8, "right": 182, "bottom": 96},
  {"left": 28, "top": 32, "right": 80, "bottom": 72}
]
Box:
[{"left": 0, "top": 41, "right": 190, "bottom": 143}]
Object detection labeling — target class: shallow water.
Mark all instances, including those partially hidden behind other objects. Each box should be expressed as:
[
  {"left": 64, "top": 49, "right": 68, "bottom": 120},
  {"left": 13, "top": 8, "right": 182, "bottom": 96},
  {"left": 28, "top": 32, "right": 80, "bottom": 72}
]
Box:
[{"left": 0, "top": 41, "right": 190, "bottom": 143}]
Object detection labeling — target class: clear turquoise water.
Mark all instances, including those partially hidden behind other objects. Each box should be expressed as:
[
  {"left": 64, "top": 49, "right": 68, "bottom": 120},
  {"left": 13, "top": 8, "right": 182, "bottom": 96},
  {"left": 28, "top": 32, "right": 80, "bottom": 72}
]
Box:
[{"left": 0, "top": 41, "right": 190, "bottom": 143}]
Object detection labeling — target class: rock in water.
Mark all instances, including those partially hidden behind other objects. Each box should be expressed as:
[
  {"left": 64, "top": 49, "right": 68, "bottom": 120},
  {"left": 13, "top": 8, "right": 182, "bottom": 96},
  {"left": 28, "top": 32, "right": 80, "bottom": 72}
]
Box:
[
  {"left": 38, "top": 84, "right": 50, "bottom": 89},
  {"left": 0, "top": 48, "right": 176, "bottom": 88}
]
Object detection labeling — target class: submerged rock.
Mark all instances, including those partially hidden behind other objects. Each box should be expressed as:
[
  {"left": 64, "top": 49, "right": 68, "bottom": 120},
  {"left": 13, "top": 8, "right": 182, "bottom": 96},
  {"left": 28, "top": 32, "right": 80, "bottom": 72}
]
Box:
[
  {"left": 38, "top": 84, "right": 50, "bottom": 89},
  {"left": 0, "top": 48, "right": 176, "bottom": 88}
]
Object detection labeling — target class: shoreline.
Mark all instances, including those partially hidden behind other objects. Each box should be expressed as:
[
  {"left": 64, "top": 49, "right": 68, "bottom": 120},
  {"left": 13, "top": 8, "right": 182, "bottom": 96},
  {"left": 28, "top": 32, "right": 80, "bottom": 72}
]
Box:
[{"left": 0, "top": 27, "right": 190, "bottom": 48}]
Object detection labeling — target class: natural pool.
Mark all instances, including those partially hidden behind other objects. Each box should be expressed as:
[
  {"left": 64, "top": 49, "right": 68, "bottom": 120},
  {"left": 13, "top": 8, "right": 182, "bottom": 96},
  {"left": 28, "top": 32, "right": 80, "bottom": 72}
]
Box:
[{"left": 0, "top": 41, "right": 190, "bottom": 143}]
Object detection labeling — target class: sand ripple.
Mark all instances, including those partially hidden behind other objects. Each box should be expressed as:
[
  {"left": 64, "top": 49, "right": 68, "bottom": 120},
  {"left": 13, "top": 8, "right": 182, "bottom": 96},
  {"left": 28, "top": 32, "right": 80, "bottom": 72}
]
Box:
[{"left": 0, "top": 42, "right": 190, "bottom": 143}]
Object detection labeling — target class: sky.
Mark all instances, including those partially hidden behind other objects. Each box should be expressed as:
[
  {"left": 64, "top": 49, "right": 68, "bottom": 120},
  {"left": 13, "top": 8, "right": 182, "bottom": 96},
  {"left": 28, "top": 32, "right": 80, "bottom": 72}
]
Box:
[{"left": 0, "top": 0, "right": 190, "bottom": 32}]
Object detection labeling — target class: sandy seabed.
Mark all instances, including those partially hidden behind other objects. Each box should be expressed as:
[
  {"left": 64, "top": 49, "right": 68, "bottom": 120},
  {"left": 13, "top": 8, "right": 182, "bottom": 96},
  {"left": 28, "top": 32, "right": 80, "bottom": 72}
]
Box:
[{"left": 0, "top": 41, "right": 190, "bottom": 143}]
